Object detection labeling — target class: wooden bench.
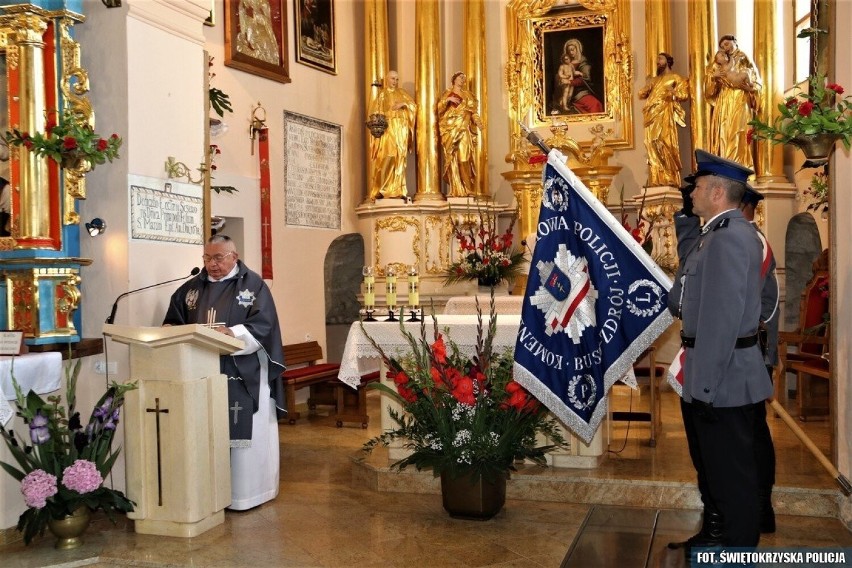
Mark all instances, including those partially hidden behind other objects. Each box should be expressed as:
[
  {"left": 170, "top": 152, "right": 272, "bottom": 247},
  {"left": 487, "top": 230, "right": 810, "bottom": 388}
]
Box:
[
  {"left": 281, "top": 341, "right": 377, "bottom": 426},
  {"left": 282, "top": 341, "right": 341, "bottom": 425}
]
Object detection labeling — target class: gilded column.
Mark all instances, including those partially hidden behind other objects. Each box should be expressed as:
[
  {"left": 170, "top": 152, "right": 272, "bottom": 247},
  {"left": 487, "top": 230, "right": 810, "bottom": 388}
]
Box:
[
  {"left": 645, "top": 0, "right": 671, "bottom": 77},
  {"left": 753, "top": 0, "right": 785, "bottom": 182},
  {"left": 414, "top": 0, "right": 442, "bottom": 201},
  {"left": 365, "top": 0, "right": 390, "bottom": 202},
  {"left": 464, "top": 0, "right": 488, "bottom": 198},
  {"left": 12, "top": 13, "right": 51, "bottom": 246},
  {"left": 687, "top": 0, "right": 716, "bottom": 161}
]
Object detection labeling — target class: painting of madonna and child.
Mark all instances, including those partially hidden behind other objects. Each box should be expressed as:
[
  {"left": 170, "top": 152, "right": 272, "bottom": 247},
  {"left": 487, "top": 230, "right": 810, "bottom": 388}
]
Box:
[{"left": 543, "top": 26, "right": 606, "bottom": 117}]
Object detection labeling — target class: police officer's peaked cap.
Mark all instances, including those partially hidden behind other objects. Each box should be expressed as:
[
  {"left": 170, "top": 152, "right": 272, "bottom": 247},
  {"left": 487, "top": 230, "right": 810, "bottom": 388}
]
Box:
[
  {"left": 741, "top": 185, "right": 765, "bottom": 207},
  {"left": 683, "top": 149, "right": 754, "bottom": 185}
]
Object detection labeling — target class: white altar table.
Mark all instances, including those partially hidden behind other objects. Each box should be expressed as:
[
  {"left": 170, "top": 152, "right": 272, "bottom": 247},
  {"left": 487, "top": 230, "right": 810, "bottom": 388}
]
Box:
[
  {"left": 442, "top": 295, "right": 524, "bottom": 315},
  {"left": 338, "top": 314, "right": 522, "bottom": 388},
  {"left": 0, "top": 352, "right": 63, "bottom": 426}
]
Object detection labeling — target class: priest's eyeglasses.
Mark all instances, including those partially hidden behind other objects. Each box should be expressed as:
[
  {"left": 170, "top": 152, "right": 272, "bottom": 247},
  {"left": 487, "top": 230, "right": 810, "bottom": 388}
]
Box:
[{"left": 202, "top": 252, "right": 233, "bottom": 263}]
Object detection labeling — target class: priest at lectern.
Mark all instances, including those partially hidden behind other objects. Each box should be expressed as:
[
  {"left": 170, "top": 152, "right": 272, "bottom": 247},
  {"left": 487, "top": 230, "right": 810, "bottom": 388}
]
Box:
[{"left": 163, "top": 234, "right": 286, "bottom": 510}]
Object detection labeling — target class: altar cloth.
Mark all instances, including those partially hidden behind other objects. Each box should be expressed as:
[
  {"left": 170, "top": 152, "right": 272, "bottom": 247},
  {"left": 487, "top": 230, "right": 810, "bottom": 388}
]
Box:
[
  {"left": 0, "top": 352, "right": 63, "bottom": 426},
  {"left": 338, "top": 314, "right": 522, "bottom": 388}
]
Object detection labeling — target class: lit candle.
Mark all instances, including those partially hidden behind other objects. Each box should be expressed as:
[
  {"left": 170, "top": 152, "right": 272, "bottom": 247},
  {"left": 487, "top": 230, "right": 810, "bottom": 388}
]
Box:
[
  {"left": 386, "top": 266, "right": 397, "bottom": 309},
  {"left": 362, "top": 266, "right": 375, "bottom": 308},
  {"left": 407, "top": 265, "right": 419, "bottom": 308}
]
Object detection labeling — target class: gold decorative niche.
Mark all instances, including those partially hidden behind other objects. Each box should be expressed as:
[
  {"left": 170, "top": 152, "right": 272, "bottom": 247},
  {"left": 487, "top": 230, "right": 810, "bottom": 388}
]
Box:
[{"left": 504, "top": 0, "right": 633, "bottom": 261}]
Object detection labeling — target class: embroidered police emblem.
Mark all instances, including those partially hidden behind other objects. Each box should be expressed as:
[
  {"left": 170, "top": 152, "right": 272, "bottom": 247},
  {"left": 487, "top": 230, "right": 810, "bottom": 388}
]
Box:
[
  {"left": 625, "top": 279, "right": 665, "bottom": 318},
  {"left": 185, "top": 289, "right": 199, "bottom": 311},
  {"left": 567, "top": 374, "right": 597, "bottom": 411},
  {"left": 530, "top": 244, "right": 598, "bottom": 342},
  {"left": 236, "top": 289, "right": 256, "bottom": 308},
  {"left": 541, "top": 175, "right": 570, "bottom": 213}
]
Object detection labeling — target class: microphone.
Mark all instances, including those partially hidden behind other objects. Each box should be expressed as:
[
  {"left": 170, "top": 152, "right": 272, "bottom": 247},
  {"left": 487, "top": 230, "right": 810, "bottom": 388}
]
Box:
[
  {"left": 105, "top": 267, "right": 200, "bottom": 324},
  {"left": 520, "top": 238, "right": 534, "bottom": 257}
]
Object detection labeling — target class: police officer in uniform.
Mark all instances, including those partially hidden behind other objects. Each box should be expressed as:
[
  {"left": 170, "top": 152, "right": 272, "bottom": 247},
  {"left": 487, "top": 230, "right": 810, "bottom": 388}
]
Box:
[{"left": 666, "top": 150, "right": 772, "bottom": 554}]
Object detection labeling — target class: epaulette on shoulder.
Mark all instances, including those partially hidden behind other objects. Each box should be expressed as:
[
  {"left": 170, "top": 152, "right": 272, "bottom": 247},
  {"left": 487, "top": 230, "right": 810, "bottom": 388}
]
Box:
[{"left": 713, "top": 218, "right": 731, "bottom": 230}]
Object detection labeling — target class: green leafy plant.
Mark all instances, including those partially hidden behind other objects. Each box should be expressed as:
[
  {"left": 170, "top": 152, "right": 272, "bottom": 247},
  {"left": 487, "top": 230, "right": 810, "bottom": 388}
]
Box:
[
  {"left": 444, "top": 207, "right": 526, "bottom": 287},
  {"left": 748, "top": 74, "right": 852, "bottom": 150},
  {"left": 0, "top": 360, "right": 137, "bottom": 544},
  {"left": 209, "top": 56, "right": 232, "bottom": 118},
  {"left": 361, "top": 297, "right": 566, "bottom": 481},
  {"left": 4, "top": 111, "right": 122, "bottom": 170}
]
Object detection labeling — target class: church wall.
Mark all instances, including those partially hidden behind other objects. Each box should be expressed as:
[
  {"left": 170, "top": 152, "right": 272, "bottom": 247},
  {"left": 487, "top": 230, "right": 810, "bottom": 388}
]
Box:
[{"left": 201, "top": 0, "right": 365, "bottom": 352}]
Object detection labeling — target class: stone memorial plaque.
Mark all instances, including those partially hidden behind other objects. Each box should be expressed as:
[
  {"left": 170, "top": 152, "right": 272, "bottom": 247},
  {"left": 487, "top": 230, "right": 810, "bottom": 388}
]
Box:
[
  {"left": 283, "top": 111, "right": 341, "bottom": 230},
  {"left": 129, "top": 178, "right": 204, "bottom": 244}
]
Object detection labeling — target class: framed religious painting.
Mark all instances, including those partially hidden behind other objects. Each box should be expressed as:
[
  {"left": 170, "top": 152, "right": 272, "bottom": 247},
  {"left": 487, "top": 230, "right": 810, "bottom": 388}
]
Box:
[
  {"left": 224, "top": 0, "right": 290, "bottom": 83},
  {"left": 510, "top": 1, "right": 633, "bottom": 149},
  {"left": 294, "top": 0, "right": 337, "bottom": 75}
]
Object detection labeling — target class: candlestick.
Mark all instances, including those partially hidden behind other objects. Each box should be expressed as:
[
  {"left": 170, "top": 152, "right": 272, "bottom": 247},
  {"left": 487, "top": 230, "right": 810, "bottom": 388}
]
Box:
[
  {"left": 362, "top": 266, "right": 376, "bottom": 322},
  {"left": 407, "top": 265, "right": 420, "bottom": 322},
  {"left": 385, "top": 265, "right": 397, "bottom": 321}
]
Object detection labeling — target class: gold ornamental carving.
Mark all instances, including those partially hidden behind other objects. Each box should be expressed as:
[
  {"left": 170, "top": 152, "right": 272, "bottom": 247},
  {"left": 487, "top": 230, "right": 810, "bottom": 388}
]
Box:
[
  {"left": 643, "top": 202, "right": 678, "bottom": 273},
  {"left": 374, "top": 216, "right": 421, "bottom": 277},
  {"left": 59, "top": 17, "right": 91, "bottom": 224},
  {"left": 424, "top": 215, "right": 451, "bottom": 275}
]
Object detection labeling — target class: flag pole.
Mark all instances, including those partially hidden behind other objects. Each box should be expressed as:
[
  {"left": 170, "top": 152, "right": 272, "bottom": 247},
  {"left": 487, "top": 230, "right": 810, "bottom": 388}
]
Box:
[{"left": 768, "top": 399, "right": 852, "bottom": 495}]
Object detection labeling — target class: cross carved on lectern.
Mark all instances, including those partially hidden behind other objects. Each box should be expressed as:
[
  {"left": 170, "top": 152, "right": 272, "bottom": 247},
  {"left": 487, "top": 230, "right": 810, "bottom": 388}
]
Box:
[
  {"left": 230, "top": 401, "right": 242, "bottom": 425},
  {"left": 146, "top": 398, "right": 169, "bottom": 506}
]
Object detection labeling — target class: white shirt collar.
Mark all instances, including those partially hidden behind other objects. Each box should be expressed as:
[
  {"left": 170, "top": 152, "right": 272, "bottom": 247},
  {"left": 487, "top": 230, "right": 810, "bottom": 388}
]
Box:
[{"left": 207, "top": 263, "right": 239, "bottom": 282}]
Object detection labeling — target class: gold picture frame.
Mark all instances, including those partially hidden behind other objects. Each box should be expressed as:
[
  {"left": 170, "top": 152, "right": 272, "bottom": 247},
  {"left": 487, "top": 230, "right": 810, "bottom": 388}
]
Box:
[
  {"left": 508, "top": 1, "right": 633, "bottom": 150},
  {"left": 224, "top": 0, "right": 290, "bottom": 83},
  {"left": 295, "top": 0, "right": 337, "bottom": 75}
]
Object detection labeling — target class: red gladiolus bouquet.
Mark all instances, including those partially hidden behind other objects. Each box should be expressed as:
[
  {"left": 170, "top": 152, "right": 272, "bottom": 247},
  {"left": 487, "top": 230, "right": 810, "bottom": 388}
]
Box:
[
  {"left": 5, "top": 110, "right": 123, "bottom": 171},
  {"left": 362, "top": 300, "right": 565, "bottom": 481}
]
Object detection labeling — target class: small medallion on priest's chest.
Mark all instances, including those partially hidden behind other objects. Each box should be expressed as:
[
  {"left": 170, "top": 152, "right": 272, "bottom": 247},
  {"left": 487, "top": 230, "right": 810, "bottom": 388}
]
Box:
[{"left": 185, "top": 289, "right": 199, "bottom": 311}]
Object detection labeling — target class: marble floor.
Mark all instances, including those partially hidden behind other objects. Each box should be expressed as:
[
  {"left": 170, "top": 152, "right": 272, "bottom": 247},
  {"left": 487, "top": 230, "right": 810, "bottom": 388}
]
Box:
[{"left": 1, "top": 387, "right": 850, "bottom": 567}]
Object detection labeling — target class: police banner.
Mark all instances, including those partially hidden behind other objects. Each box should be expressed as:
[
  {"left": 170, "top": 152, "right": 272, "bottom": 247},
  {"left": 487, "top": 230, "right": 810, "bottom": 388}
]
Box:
[{"left": 513, "top": 154, "right": 674, "bottom": 443}]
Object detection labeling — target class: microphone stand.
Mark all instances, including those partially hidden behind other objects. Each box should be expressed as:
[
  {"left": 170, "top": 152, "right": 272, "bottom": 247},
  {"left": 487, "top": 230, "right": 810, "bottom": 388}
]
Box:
[{"left": 105, "top": 268, "right": 200, "bottom": 324}]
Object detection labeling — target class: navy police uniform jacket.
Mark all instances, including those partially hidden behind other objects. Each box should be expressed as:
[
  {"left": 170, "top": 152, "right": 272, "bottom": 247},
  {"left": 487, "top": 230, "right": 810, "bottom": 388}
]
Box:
[{"left": 667, "top": 209, "right": 772, "bottom": 407}]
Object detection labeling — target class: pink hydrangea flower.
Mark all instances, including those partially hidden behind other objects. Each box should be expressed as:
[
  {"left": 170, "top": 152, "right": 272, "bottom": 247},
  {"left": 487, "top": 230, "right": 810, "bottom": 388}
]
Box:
[
  {"left": 20, "top": 469, "right": 58, "bottom": 509},
  {"left": 61, "top": 459, "right": 103, "bottom": 494}
]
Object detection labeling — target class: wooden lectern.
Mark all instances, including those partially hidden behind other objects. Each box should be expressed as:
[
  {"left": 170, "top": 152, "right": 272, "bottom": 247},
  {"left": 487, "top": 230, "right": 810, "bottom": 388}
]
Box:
[{"left": 103, "top": 324, "right": 243, "bottom": 537}]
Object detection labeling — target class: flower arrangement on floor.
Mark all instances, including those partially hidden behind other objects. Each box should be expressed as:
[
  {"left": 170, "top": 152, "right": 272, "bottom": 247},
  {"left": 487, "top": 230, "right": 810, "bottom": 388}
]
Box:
[
  {"left": 444, "top": 207, "right": 526, "bottom": 288},
  {"left": 748, "top": 73, "right": 852, "bottom": 151},
  {"left": 361, "top": 301, "right": 566, "bottom": 482},
  {"left": 0, "top": 359, "right": 137, "bottom": 544},
  {"left": 5, "top": 110, "right": 122, "bottom": 171}
]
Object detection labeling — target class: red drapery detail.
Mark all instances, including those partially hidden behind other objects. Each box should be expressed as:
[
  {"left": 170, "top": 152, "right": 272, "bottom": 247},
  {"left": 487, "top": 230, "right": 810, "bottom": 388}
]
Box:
[{"left": 258, "top": 127, "right": 272, "bottom": 279}]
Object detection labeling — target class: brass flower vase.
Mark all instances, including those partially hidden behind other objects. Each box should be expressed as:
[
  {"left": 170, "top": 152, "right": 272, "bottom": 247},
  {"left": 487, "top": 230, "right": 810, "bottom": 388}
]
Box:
[
  {"left": 47, "top": 506, "right": 91, "bottom": 549},
  {"left": 790, "top": 133, "right": 840, "bottom": 166},
  {"left": 440, "top": 470, "right": 507, "bottom": 520}
]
